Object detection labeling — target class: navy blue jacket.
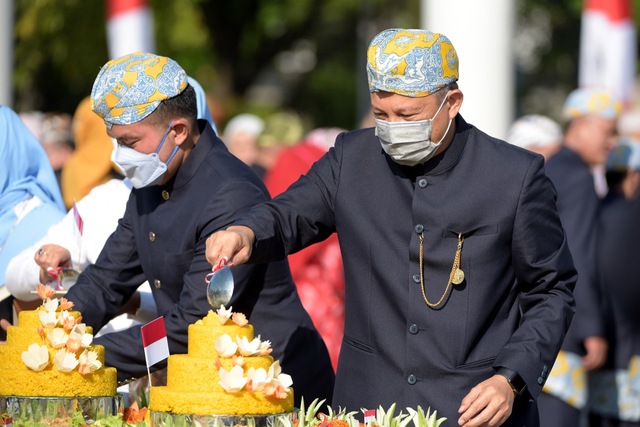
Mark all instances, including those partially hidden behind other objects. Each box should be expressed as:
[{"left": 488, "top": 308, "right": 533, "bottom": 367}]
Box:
[
  {"left": 65, "top": 121, "right": 335, "bottom": 406},
  {"left": 236, "top": 116, "right": 576, "bottom": 426}
]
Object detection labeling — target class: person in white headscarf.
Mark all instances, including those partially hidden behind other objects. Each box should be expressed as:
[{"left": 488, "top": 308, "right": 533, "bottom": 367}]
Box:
[{"left": 506, "top": 114, "right": 562, "bottom": 160}]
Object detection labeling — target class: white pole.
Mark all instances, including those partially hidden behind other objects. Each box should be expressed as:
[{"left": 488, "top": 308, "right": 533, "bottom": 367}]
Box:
[
  {"left": 421, "top": 0, "right": 514, "bottom": 140},
  {"left": 0, "top": 0, "right": 14, "bottom": 107}
]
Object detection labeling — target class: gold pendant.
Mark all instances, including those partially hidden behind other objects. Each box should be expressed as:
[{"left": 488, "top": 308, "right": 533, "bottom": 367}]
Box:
[{"left": 452, "top": 268, "right": 465, "bottom": 285}]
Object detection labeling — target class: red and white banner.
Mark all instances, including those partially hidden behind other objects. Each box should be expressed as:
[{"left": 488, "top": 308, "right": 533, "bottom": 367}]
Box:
[
  {"left": 579, "top": 0, "right": 636, "bottom": 107},
  {"left": 106, "top": 0, "right": 156, "bottom": 59},
  {"left": 141, "top": 317, "right": 169, "bottom": 368}
]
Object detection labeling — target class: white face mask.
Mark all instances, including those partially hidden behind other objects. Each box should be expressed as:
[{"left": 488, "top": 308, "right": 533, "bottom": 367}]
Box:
[
  {"left": 375, "top": 94, "right": 452, "bottom": 166},
  {"left": 111, "top": 121, "right": 178, "bottom": 188}
]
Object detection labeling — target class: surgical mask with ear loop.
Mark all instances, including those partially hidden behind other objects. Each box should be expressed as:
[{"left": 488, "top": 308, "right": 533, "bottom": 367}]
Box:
[
  {"left": 374, "top": 93, "right": 452, "bottom": 166},
  {"left": 111, "top": 121, "right": 179, "bottom": 188}
]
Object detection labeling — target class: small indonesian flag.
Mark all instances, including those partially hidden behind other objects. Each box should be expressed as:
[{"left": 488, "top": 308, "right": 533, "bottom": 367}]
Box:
[
  {"left": 141, "top": 317, "right": 169, "bottom": 368},
  {"left": 363, "top": 409, "right": 376, "bottom": 424},
  {"left": 73, "top": 201, "right": 83, "bottom": 236}
]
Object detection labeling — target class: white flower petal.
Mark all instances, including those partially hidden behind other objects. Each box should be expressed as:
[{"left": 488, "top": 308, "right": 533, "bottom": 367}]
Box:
[
  {"left": 47, "top": 328, "right": 69, "bottom": 348},
  {"left": 42, "top": 298, "right": 59, "bottom": 313},
  {"left": 79, "top": 350, "right": 102, "bottom": 373},
  {"left": 21, "top": 343, "right": 49, "bottom": 371},
  {"left": 277, "top": 373, "right": 293, "bottom": 390},
  {"left": 54, "top": 349, "right": 79, "bottom": 372},
  {"left": 236, "top": 336, "right": 261, "bottom": 356},
  {"left": 216, "top": 305, "right": 233, "bottom": 324},
  {"left": 215, "top": 334, "right": 238, "bottom": 358},
  {"left": 39, "top": 310, "right": 58, "bottom": 328},
  {"left": 218, "top": 365, "right": 247, "bottom": 392}
]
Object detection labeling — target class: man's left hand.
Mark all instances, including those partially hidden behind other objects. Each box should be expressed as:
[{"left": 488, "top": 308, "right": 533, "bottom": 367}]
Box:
[{"left": 457, "top": 375, "right": 514, "bottom": 426}]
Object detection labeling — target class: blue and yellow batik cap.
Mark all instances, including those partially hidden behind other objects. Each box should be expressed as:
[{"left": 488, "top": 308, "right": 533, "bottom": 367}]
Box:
[
  {"left": 91, "top": 52, "right": 188, "bottom": 128},
  {"left": 367, "top": 28, "right": 459, "bottom": 98},
  {"left": 562, "top": 88, "right": 622, "bottom": 121},
  {"left": 607, "top": 138, "right": 640, "bottom": 172}
]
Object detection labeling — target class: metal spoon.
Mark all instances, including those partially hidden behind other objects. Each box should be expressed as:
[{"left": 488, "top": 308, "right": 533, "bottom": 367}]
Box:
[{"left": 205, "top": 257, "right": 234, "bottom": 308}]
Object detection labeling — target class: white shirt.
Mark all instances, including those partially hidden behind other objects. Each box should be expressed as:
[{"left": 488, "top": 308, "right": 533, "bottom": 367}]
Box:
[{"left": 5, "top": 179, "right": 156, "bottom": 335}]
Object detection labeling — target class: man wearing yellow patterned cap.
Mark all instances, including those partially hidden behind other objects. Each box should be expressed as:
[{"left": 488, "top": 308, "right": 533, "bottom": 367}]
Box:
[
  {"left": 63, "top": 52, "right": 335, "bottom": 406},
  {"left": 204, "top": 29, "right": 576, "bottom": 426},
  {"left": 539, "top": 88, "right": 621, "bottom": 427}
]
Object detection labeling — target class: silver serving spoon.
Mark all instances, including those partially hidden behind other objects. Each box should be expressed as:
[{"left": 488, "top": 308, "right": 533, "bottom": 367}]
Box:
[{"left": 205, "top": 257, "right": 234, "bottom": 308}]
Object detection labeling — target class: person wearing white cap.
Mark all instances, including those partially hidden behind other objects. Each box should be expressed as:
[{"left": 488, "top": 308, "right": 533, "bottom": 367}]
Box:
[
  {"left": 61, "top": 52, "right": 335, "bottom": 405},
  {"left": 506, "top": 114, "right": 562, "bottom": 160},
  {"left": 204, "top": 29, "right": 576, "bottom": 426},
  {"left": 539, "top": 87, "right": 621, "bottom": 427},
  {"left": 588, "top": 139, "right": 640, "bottom": 427}
]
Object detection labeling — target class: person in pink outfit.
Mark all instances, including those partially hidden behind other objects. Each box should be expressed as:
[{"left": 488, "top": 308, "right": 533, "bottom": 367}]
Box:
[{"left": 264, "top": 127, "right": 346, "bottom": 371}]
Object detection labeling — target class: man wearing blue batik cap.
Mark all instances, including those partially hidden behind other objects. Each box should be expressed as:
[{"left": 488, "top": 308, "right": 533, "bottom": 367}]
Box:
[
  {"left": 63, "top": 52, "right": 335, "bottom": 406},
  {"left": 203, "top": 29, "right": 576, "bottom": 426},
  {"left": 539, "top": 88, "right": 621, "bottom": 427}
]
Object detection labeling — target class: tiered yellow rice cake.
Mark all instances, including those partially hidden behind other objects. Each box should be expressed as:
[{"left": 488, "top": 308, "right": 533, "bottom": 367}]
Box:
[
  {"left": 149, "top": 309, "right": 294, "bottom": 415},
  {"left": 0, "top": 308, "right": 117, "bottom": 397}
]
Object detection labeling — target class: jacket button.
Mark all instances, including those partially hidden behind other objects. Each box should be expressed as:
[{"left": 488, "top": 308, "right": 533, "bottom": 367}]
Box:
[
  {"left": 409, "top": 324, "right": 419, "bottom": 334},
  {"left": 537, "top": 376, "right": 544, "bottom": 385},
  {"left": 407, "top": 374, "right": 417, "bottom": 385},
  {"left": 149, "top": 232, "right": 156, "bottom": 242},
  {"left": 418, "top": 178, "right": 428, "bottom": 188},
  {"left": 414, "top": 224, "right": 424, "bottom": 233},
  {"left": 154, "top": 279, "right": 162, "bottom": 289},
  {"left": 412, "top": 274, "right": 420, "bottom": 283},
  {"left": 162, "top": 190, "right": 170, "bottom": 201}
]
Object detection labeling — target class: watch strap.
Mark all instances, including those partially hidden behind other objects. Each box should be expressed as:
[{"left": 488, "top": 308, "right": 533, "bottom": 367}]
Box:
[{"left": 496, "top": 367, "right": 526, "bottom": 396}]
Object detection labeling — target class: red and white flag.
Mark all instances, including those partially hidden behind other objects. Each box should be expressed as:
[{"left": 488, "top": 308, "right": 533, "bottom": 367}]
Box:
[
  {"left": 72, "top": 201, "right": 83, "bottom": 236},
  {"left": 106, "top": 0, "right": 156, "bottom": 60},
  {"left": 141, "top": 317, "right": 169, "bottom": 368},
  {"left": 363, "top": 409, "right": 376, "bottom": 424},
  {"left": 579, "top": 0, "right": 636, "bottom": 107}
]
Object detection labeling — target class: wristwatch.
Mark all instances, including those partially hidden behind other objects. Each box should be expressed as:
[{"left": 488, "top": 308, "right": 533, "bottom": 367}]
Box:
[{"left": 496, "top": 367, "right": 527, "bottom": 396}]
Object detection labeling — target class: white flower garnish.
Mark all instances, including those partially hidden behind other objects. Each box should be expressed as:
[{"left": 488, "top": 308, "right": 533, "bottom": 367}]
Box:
[
  {"left": 268, "top": 361, "right": 293, "bottom": 391},
  {"left": 216, "top": 305, "right": 233, "bottom": 324},
  {"left": 21, "top": 343, "right": 49, "bottom": 371},
  {"left": 236, "top": 336, "right": 262, "bottom": 356},
  {"left": 218, "top": 365, "right": 247, "bottom": 392},
  {"left": 39, "top": 309, "right": 58, "bottom": 328},
  {"left": 70, "top": 324, "right": 93, "bottom": 348},
  {"left": 215, "top": 334, "right": 238, "bottom": 357},
  {"left": 78, "top": 350, "right": 102, "bottom": 374},
  {"left": 258, "top": 338, "right": 272, "bottom": 355},
  {"left": 47, "top": 327, "right": 69, "bottom": 348},
  {"left": 54, "top": 349, "right": 79, "bottom": 372},
  {"left": 58, "top": 310, "right": 73, "bottom": 325},
  {"left": 246, "top": 367, "right": 269, "bottom": 392},
  {"left": 42, "top": 298, "right": 59, "bottom": 313}
]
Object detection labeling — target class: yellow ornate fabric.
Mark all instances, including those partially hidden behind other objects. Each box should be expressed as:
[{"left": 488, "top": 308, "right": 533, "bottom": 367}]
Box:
[
  {"left": 542, "top": 350, "right": 586, "bottom": 409},
  {"left": 91, "top": 52, "right": 187, "bottom": 128},
  {"left": 367, "top": 28, "right": 458, "bottom": 98}
]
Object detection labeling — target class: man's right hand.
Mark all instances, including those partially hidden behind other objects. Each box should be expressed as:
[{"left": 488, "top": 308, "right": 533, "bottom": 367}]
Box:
[{"left": 205, "top": 226, "right": 255, "bottom": 269}]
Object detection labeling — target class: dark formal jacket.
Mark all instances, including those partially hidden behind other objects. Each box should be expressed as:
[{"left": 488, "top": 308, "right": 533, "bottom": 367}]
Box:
[
  {"left": 65, "top": 121, "right": 334, "bottom": 406},
  {"left": 597, "top": 191, "right": 640, "bottom": 369},
  {"left": 545, "top": 147, "right": 605, "bottom": 355},
  {"left": 236, "top": 116, "right": 576, "bottom": 426}
]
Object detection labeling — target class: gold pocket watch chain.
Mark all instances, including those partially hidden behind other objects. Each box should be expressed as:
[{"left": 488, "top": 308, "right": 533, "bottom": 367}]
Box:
[{"left": 418, "top": 232, "right": 465, "bottom": 309}]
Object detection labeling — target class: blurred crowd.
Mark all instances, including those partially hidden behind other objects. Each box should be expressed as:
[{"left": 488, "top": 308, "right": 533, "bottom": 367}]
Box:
[{"left": 1, "top": 54, "right": 640, "bottom": 426}]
